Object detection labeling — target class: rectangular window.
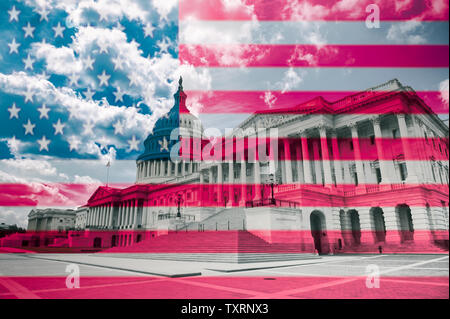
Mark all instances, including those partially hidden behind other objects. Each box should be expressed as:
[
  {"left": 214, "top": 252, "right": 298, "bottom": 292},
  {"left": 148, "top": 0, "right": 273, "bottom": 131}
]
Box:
[
  {"left": 370, "top": 135, "right": 375, "bottom": 145},
  {"left": 349, "top": 141, "right": 354, "bottom": 150}
]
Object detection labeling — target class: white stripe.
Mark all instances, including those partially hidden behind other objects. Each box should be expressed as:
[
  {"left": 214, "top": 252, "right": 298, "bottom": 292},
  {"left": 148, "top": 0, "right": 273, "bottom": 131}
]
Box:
[
  {"left": 185, "top": 68, "right": 449, "bottom": 91},
  {"left": 180, "top": 21, "right": 449, "bottom": 45}
]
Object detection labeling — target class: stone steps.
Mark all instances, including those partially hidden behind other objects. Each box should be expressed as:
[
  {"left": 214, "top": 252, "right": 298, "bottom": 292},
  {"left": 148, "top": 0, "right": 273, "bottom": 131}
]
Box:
[{"left": 101, "top": 252, "right": 317, "bottom": 263}]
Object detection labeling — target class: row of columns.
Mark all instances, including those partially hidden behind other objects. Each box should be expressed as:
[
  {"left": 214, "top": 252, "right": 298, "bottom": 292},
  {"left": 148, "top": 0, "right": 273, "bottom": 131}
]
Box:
[
  {"left": 87, "top": 203, "right": 113, "bottom": 228},
  {"left": 88, "top": 200, "right": 141, "bottom": 229},
  {"left": 137, "top": 159, "right": 196, "bottom": 180}
]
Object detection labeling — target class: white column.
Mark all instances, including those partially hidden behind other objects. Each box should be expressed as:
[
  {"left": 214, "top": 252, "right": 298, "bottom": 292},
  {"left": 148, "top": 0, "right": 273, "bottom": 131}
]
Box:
[
  {"left": 240, "top": 161, "right": 246, "bottom": 204},
  {"left": 254, "top": 161, "right": 261, "bottom": 200},
  {"left": 181, "top": 160, "right": 186, "bottom": 176},
  {"left": 217, "top": 164, "right": 223, "bottom": 204},
  {"left": 349, "top": 122, "right": 366, "bottom": 185},
  {"left": 417, "top": 120, "right": 434, "bottom": 182},
  {"left": 301, "top": 131, "right": 313, "bottom": 183},
  {"left": 397, "top": 114, "right": 418, "bottom": 183},
  {"left": 131, "top": 200, "right": 137, "bottom": 228},
  {"left": 312, "top": 139, "right": 322, "bottom": 184},
  {"left": 119, "top": 203, "right": 123, "bottom": 228},
  {"left": 108, "top": 203, "right": 113, "bottom": 228},
  {"left": 174, "top": 161, "right": 179, "bottom": 177},
  {"left": 296, "top": 142, "right": 304, "bottom": 183},
  {"left": 331, "top": 130, "right": 343, "bottom": 185},
  {"left": 159, "top": 160, "right": 164, "bottom": 177},
  {"left": 319, "top": 125, "right": 333, "bottom": 185},
  {"left": 228, "top": 161, "right": 234, "bottom": 206},
  {"left": 371, "top": 116, "right": 391, "bottom": 184},
  {"left": 167, "top": 160, "right": 172, "bottom": 176},
  {"left": 284, "top": 138, "right": 293, "bottom": 183}
]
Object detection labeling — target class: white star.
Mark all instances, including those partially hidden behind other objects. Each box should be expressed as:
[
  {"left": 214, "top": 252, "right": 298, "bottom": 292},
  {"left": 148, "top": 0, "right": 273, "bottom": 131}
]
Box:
[
  {"left": 128, "top": 72, "right": 138, "bottom": 87},
  {"left": 38, "top": 71, "right": 50, "bottom": 81},
  {"left": 52, "top": 119, "right": 65, "bottom": 135},
  {"left": 23, "top": 119, "right": 35, "bottom": 135},
  {"left": 115, "top": 22, "right": 125, "bottom": 32},
  {"left": 157, "top": 37, "right": 170, "bottom": 53},
  {"left": 143, "top": 24, "right": 155, "bottom": 38},
  {"left": 98, "top": 41, "right": 109, "bottom": 54},
  {"left": 68, "top": 136, "right": 81, "bottom": 151},
  {"left": 113, "top": 87, "right": 125, "bottom": 103},
  {"left": 36, "top": 7, "right": 50, "bottom": 22},
  {"left": 68, "top": 73, "right": 80, "bottom": 86},
  {"left": 98, "top": 10, "right": 108, "bottom": 22},
  {"left": 112, "top": 56, "right": 125, "bottom": 71},
  {"left": 83, "top": 122, "right": 94, "bottom": 135},
  {"left": 8, "top": 103, "right": 21, "bottom": 119},
  {"left": 113, "top": 120, "right": 124, "bottom": 135},
  {"left": 23, "top": 54, "right": 35, "bottom": 70},
  {"left": 8, "top": 136, "right": 20, "bottom": 152},
  {"left": 83, "top": 55, "right": 95, "bottom": 70},
  {"left": 52, "top": 22, "right": 65, "bottom": 38},
  {"left": 22, "top": 22, "right": 35, "bottom": 38},
  {"left": 37, "top": 104, "right": 50, "bottom": 119},
  {"left": 8, "top": 38, "right": 20, "bottom": 54},
  {"left": 129, "top": 38, "right": 141, "bottom": 49},
  {"left": 97, "top": 70, "right": 110, "bottom": 86},
  {"left": 24, "top": 89, "right": 34, "bottom": 103},
  {"left": 37, "top": 136, "right": 50, "bottom": 152},
  {"left": 8, "top": 6, "right": 20, "bottom": 22},
  {"left": 83, "top": 87, "right": 95, "bottom": 100},
  {"left": 127, "top": 135, "right": 139, "bottom": 152},
  {"left": 159, "top": 137, "right": 169, "bottom": 152}
]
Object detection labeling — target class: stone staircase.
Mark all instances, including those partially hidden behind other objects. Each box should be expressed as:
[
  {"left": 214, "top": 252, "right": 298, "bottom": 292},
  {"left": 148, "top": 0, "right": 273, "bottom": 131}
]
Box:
[
  {"left": 340, "top": 240, "right": 449, "bottom": 254},
  {"left": 178, "top": 207, "right": 247, "bottom": 231},
  {"left": 102, "top": 230, "right": 318, "bottom": 263}
]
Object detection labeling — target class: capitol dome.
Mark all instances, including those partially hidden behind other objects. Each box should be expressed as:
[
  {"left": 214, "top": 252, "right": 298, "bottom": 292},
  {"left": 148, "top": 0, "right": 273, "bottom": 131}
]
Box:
[{"left": 135, "top": 77, "right": 203, "bottom": 183}]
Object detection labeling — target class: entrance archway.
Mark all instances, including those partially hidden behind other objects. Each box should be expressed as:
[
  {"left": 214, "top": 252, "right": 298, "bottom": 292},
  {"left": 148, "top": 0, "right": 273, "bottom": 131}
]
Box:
[
  {"left": 93, "top": 237, "right": 102, "bottom": 248},
  {"left": 310, "top": 211, "right": 329, "bottom": 254},
  {"left": 111, "top": 235, "right": 117, "bottom": 247},
  {"left": 396, "top": 204, "right": 414, "bottom": 242},
  {"left": 371, "top": 207, "right": 386, "bottom": 242},
  {"left": 348, "top": 210, "right": 361, "bottom": 245}
]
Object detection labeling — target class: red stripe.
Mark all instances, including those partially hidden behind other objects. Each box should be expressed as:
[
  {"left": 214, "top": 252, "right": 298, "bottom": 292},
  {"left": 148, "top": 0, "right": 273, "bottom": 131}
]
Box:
[
  {"left": 179, "top": 0, "right": 450, "bottom": 21},
  {"left": 2, "top": 230, "right": 447, "bottom": 254},
  {"left": 0, "top": 276, "right": 447, "bottom": 298},
  {"left": 1, "top": 183, "right": 448, "bottom": 207},
  {"left": 179, "top": 44, "right": 449, "bottom": 68},
  {"left": 185, "top": 91, "right": 449, "bottom": 115}
]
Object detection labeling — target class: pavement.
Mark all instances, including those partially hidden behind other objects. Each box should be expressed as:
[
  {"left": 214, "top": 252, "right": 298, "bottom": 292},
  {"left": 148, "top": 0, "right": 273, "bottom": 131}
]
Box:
[{"left": 0, "top": 253, "right": 448, "bottom": 299}]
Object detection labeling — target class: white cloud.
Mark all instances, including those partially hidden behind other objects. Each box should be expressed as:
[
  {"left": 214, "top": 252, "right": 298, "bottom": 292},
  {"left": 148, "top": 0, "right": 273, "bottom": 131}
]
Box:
[
  {"left": 0, "top": 207, "right": 30, "bottom": 228},
  {"left": 386, "top": 20, "right": 427, "bottom": 44},
  {"left": 439, "top": 79, "right": 449, "bottom": 109},
  {"left": 282, "top": 0, "right": 330, "bottom": 20},
  {"left": 280, "top": 68, "right": 303, "bottom": 93},
  {"left": 260, "top": 91, "right": 277, "bottom": 108}
]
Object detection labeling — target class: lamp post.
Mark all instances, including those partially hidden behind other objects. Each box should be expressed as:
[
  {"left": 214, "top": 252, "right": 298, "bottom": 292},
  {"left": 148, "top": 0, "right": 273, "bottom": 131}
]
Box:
[
  {"left": 269, "top": 173, "right": 275, "bottom": 205},
  {"left": 176, "top": 193, "right": 182, "bottom": 218}
]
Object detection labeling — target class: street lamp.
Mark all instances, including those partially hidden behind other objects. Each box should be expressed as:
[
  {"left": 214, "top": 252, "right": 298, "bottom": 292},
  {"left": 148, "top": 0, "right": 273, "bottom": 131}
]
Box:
[
  {"left": 269, "top": 173, "right": 275, "bottom": 204},
  {"left": 176, "top": 193, "right": 182, "bottom": 218}
]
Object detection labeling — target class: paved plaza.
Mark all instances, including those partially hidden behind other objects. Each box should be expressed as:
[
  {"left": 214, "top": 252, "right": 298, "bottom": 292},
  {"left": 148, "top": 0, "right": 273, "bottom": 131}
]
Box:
[{"left": 0, "top": 253, "right": 448, "bottom": 299}]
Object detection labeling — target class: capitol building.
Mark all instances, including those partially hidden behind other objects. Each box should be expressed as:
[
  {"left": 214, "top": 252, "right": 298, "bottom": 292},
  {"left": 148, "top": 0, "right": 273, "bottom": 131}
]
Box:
[{"left": 8, "top": 77, "right": 447, "bottom": 258}]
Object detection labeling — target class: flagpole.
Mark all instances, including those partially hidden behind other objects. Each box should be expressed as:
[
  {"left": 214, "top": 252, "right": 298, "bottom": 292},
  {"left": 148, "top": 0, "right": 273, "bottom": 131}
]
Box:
[{"left": 106, "top": 160, "right": 110, "bottom": 187}]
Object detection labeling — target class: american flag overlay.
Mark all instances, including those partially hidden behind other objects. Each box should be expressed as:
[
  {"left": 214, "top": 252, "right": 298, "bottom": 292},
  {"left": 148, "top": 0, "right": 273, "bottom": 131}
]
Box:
[{"left": 0, "top": 0, "right": 449, "bottom": 300}]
